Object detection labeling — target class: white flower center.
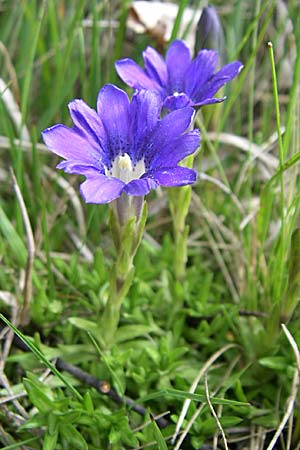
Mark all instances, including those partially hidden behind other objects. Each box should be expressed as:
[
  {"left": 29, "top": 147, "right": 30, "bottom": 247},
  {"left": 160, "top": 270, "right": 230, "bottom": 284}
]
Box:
[{"left": 106, "top": 153, "right": 145, "bottom": 184}]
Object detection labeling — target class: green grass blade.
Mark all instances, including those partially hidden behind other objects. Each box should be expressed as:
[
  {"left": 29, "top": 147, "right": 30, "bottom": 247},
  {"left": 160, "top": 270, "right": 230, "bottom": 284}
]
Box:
[
  {"left": 136, "top": 388, "right": 250, "bottom": 408},
  {"left": 169, "top": 0, "right": 188, "bottom": 42},
  {"left": 1, "top": 437, "right": 39, "bottom": 450},
  {"left": 0, "top": 313, "right": 82, "bottom": 401},
  {"left": 150, "top": 415, "right": 168, "bottom": 450}
]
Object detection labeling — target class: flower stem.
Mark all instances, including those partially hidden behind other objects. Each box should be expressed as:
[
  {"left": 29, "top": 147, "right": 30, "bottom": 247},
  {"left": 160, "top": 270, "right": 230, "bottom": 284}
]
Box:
[
  {"left": 101, "top": 263, "right": 135, "bottom": 347},
  {"left": 101, "top": 200, "right": 147, "bottom": 347}
]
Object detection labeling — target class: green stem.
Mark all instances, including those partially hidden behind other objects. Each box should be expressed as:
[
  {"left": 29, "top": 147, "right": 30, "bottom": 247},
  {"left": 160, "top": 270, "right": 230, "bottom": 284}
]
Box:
[
  {"left": 101, "top": 201, "right": 147, "bottom": 347},
  {"left": 101, "top": 263, "right": 134, "bottom": 347}
]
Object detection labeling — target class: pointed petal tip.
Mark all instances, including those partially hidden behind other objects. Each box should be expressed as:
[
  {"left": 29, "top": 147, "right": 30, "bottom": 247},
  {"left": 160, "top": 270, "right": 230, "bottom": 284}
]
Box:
[
  {"left": 98, "top": 83, "right": 128, "bottom": 97},
  {"left": 194, "top": 96, "right": 226, "bottom": 107},
  {"left": 41, "top": 124, "right": 63, "bottom": 144},
  {"left": 42, "top": 123, "right": 59, "bottom": 136},
  {"left": 198, "top": 48, "right": 218, "bottom": 57},
  {"left": 115, "top": 58, "right": 160, "bottom": 91},
  {"left": 68, "top": 98, "right": 83, "bottom": 108}
]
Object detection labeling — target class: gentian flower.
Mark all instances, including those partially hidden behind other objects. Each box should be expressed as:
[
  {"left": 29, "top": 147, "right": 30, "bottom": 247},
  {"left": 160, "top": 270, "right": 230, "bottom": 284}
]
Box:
[
  {"left": 42, "top": 84, "right": 200, "bottom": 204},
  {"left": 115, "top": 39, "right": 243, "bottom": 111}
]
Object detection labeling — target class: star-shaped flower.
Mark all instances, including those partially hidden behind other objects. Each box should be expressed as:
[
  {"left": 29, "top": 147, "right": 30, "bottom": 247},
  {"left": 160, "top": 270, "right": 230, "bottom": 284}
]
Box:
[
  {"left": 115, "top": 39, "right": 243, "bottom": 111},
  {"left": 42, "top": 84, "right": 200, "bottom": 204}
]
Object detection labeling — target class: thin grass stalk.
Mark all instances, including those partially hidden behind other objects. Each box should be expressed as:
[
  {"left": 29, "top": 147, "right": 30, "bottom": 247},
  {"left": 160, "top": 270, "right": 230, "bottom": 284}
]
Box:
[
  {"left": 244, "top": 0, "right": 261, "bottom": 311},
  {"left": 110, "top": 0, "right": 129, "bottom": 84},
  {"left": 283, "top": 28, "right": 300, "bottom": 159},
  {"left": 268, "top": 42, "right": 286, "bottom": 301}
]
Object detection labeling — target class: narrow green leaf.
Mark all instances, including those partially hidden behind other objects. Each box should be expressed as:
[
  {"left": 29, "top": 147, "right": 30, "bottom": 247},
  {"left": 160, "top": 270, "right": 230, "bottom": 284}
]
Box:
[
  {"left": 136, "top": 388, "right": 250, "bottom": 408},
  {"left": 1, "top": 438, "right": 39, "bottom": 450},
  {"left": 59, "top": 424, "right": 88, "bottom": 450},
  {"left": 88, "top": 332, "right": 125, "bottom": 396},
  {"left": 150, "top": 415, "right": 168, "bottom": 450},
  {"left": 43, "top": 430, "right": 58, "bottom": 450},
  {"left": 23, "top": 377, "right": 53, "bottom": 413},
  {"left": 0, "top": 314, "right": 82, "bottom": 401},
  {"left": 115, "top": 324, "right": 161, "bottom": 343},
  {"left": 68, "top": 317, "right": 99, "bottom": 335}
]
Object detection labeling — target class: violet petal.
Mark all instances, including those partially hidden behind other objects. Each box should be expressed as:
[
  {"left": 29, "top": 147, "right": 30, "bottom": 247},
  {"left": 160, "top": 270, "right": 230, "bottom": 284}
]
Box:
[
  {"left": 124, "top": 177, "right": 158, "bottom": 196},
  {"left": 130, "top": 89, "right": 162, "bottom": 162},
  {"left": 143, "top": 46, "right": 168, "bottom": 87},
  {"left": 195, "top": 61, "right": 243, "bottom": 101},
  {"left": 97, "top": 84, "right": 130, "bottom": 162},
  {"left": 57, "top": 160, "right": 105, "bottom": 175},
  {"left": 144, "top": 166, "right": 197, "bottom": 186},
  {"left": 163, "top": 93, "right": 192, "bottom": 111},
  {"left": 185, "top": 49, "right": 218, "bottom": 99},
  {"left": 166, "top": 40, "right": 191, "bottom": 93},
  {"left": 115, "top": 59, "right": 161, "bottom": 91},
  {"left": 42, "top": 124, "right": 100, "bottom": 164},
  {"left": 68, "top": 99, "right": 104, "bottom": 144},
  {"left": 80, "top": 173, "right": 125, "bottom": 204},
  {"left": 144, "top": 107, "right": 195, "bottom": 167},
  {"left": 150, "top": 129, "right": 200, "bottom": 169}
]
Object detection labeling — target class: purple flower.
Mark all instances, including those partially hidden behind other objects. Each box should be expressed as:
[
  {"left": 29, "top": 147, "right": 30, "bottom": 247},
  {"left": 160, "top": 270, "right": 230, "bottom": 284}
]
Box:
[
  {"left": 115, "top": 39, "right": 243, "bottom": 111},
  {"left": 42, "top": 84, "right": 200, "bottom": 204}
]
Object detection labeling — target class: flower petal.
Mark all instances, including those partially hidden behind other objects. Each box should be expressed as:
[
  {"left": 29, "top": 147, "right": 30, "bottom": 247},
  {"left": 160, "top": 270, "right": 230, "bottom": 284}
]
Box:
[
  {"left": 130, "top": 90, "right": 162, "bottom": 162},
  {"left": 97, "top": 84, "right": 130, "bottom": 162},
  {"left": 194, "top": 97, "right": 226, "bottom": 107},
  {"left": 144, "top": 166, "right": 197, "bottom": 187},
  {"left": 144, "top": 107, "right": 195, "bottom": 167},
  {"left": 166, "top": 40, "right": 191, "bottom": 92},
  {"left": 143, "top": 46, "right": 167, "bottom": 86},
  {"left": 68, "top": 99, "right": 105, "bottom": 148},
  {"left": 42, "top": 124, "right": 100, "bottom": 164},
  {"left": 80, "top": 173, "right": 125, "bottom": 204},
  {"left": 150, "top": 130, "right": 200, "bottom": 169},
  {"left": 115, "top": 59, "right": 161, "bottom": 91},
  {"left": 185, "top": 49, "right": 218, "bottom": 99},
  {"left": 163, "top": 93, "right": 192, "bottom": 111},
  {"left": 124, "top": 177, "right": 158, "bottom": 196},
  {"left": 57, "top": 160, "right": 105, "bottom": 175},
  {"left": 195, "top": 61, "right": 243, "bottom": 102}
]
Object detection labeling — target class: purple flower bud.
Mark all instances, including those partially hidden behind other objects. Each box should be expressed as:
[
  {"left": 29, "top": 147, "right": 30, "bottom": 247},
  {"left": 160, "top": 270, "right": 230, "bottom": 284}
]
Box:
[{"left": 195, "top": 6, "right": 225, "bottom": 62}]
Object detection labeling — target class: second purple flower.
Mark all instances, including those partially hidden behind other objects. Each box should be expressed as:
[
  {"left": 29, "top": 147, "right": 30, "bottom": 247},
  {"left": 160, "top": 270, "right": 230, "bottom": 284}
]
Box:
[{"left": 115, "top": 39, "right": 243, "bottom": 111}]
